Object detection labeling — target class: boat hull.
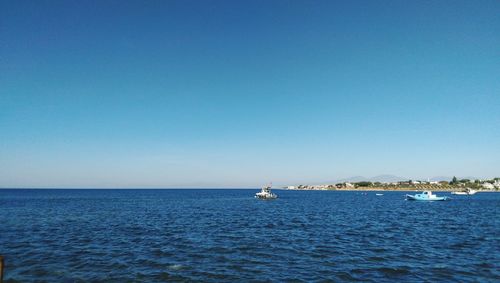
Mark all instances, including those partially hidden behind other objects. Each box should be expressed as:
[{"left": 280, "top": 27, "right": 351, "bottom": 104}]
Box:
[
  {"left": 451, "top": 189, "right": 477, "bottom": 195},
  {"left": 255, "top": 195, "right": 277, "bottom": 200}
]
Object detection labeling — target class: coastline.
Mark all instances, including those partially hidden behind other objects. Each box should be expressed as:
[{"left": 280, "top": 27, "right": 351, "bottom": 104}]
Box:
[{"left": 283, "top": 187, "right": 499, "bottom": 192}]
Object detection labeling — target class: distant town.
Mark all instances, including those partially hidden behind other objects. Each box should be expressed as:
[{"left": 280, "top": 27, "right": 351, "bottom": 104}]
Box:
[{"left": 285, "top": 177, "right": 500, "bottom": 191}]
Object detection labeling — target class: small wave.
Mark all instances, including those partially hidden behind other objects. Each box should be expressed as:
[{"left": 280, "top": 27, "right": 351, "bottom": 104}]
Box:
[
  {"left": 335, "top": 271, "right": 359, "bottom": 281},
  {"left": 367, "top": 256, "right": 385, "bottom": 262},
  {"left": 168, "top": 264, "right": 184, "bottom": 270},
  {"left": 376, "top": 267, "right": 411, "bottom": 276}
]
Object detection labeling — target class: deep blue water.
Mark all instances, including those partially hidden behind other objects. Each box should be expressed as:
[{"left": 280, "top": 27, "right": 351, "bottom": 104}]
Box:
[{"left": 1, "top": 189, "right": 499, "bottom": 282}]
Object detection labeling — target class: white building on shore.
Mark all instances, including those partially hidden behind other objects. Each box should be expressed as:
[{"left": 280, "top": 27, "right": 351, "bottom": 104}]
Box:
[
  {"left": 482, "top": 182, "right": 495, "bottom": 190},
  {"left": 494, "top": 180, "right": 500, "bottom": 189}
]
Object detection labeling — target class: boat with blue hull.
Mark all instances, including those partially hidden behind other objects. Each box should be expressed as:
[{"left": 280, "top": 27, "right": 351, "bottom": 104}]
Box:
[{"left": 406, "top": 191, "right": 449, "bottom": 201}]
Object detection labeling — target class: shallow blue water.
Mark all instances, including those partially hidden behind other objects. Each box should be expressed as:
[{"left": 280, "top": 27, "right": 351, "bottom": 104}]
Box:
[{"left": 1, "top": 189, "right": 499, "bottom": 282}]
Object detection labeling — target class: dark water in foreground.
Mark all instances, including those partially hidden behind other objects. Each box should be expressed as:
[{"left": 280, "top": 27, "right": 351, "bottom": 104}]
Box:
[{"left": 1, "top": 189, "right": 499, "bottom": 282}]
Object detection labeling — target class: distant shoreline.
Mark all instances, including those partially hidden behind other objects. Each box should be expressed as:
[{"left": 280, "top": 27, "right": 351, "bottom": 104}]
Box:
[{"left": 282, "top": 187, "right": 499, "bottom": 192}]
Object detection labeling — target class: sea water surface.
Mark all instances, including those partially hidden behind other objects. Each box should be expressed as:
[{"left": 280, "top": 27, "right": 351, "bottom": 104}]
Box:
[{"left": 1, "top": 189, "right": 499, "bottom": 282}]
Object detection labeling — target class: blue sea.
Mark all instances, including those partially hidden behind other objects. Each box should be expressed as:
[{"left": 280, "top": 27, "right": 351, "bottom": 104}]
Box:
[{"left": 1, "top": 189, "right": 499, "bottom": 282}]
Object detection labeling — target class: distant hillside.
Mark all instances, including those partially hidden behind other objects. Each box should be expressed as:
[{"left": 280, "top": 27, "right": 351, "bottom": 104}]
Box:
[
  {"left": 298, "top": 175, "right": 484, "bottom": 186},
  {"left": 333, "top": 175, "right": 406, "bottom": 184},
  {"left": 332, "top": 175, "right": 481, "bottom": 183},
  {"left": 429, "top": 176, "right": 479, "bottom": 182}
]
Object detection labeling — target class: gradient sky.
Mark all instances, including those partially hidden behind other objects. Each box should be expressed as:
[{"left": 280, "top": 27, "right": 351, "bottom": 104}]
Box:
[{"left": 1, "top": 0, "right": 499, "bottom": 188}]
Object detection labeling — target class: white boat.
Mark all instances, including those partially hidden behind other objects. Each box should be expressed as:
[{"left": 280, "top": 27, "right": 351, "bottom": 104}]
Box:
[
  {"left": 451, "top": 188, "right": 477, "bottom": 195},
  {"left": 255, "top": 185, "right": 277, "bottom": 199},
  {"left": 376, "top": 193, "right": 383, "bottom": 196}
]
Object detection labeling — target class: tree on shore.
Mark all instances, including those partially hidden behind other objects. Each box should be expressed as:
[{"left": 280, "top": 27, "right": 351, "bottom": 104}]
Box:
[{"left": 450, "top": 176, "right": 458, "bottom": 185}]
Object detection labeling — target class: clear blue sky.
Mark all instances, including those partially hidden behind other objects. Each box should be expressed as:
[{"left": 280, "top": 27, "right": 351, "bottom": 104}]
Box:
[{"left": 1, "top": 0, "right": 499, "bottom": 188}]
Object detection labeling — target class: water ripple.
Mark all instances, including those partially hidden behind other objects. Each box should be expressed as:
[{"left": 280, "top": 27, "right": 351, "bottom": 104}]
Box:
[{"left": 1, "top": 189, "right": 499, "bottom": 282}]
